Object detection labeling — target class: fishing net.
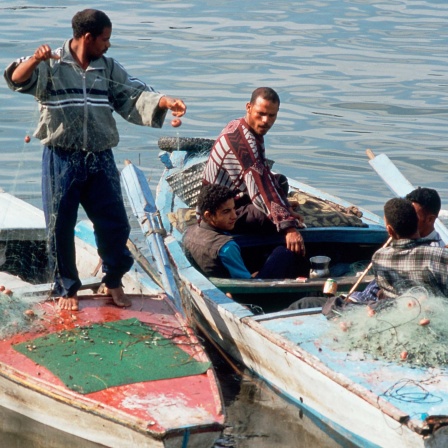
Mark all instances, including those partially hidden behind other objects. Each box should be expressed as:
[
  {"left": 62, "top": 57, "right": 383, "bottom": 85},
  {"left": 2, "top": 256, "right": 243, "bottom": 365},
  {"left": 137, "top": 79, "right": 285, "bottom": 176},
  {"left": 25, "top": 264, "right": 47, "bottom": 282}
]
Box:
[
  {"left": 325, "top": 286, "right": 448, "bottom": 368},
  {"left": 0, "top": 291, "right": 43, "bottom": 339}
]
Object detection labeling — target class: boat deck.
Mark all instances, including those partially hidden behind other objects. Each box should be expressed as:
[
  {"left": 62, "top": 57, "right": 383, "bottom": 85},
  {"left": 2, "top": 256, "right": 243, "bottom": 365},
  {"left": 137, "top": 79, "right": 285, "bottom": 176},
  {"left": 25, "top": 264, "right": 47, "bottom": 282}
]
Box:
[{"left": 247, "top": 307, "right": 448, "bottom": 433}]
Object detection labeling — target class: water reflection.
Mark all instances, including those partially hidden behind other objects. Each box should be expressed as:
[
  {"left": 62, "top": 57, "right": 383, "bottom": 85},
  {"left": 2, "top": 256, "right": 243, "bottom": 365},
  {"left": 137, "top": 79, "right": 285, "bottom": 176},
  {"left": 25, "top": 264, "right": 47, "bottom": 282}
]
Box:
[{"left": 214, "top": 358, "right": 356, "bottom": 448}]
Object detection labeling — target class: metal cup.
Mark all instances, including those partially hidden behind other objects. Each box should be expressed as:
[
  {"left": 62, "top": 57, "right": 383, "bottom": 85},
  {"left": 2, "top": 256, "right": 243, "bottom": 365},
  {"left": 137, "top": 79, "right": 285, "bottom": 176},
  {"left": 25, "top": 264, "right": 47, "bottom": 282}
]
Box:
[{"left": 309, "top": 256, "right": 331, "bottom": 278}]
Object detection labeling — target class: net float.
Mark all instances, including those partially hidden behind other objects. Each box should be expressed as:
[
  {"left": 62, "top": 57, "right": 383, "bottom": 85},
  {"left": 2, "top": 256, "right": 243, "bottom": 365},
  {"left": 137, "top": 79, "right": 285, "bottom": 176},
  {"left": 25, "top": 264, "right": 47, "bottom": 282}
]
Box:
[
  {"left": 400, "top": 351, "right": 408, "bottom": 360},
  {"left": 171, "top": 118, "right": 182, "bottom": 128},
  {"left": 419, "top": 318, "right": 430, "bottom": 326},
  {"left": 24, "top": 135, "right": 31, "bottom": 143}
]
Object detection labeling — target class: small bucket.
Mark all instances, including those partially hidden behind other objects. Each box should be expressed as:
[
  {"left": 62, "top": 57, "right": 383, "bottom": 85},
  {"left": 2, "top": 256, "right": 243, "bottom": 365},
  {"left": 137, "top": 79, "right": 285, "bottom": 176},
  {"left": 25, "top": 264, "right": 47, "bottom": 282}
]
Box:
[{"left": 309, "top": 256, "right": 331, "bottom": 278}]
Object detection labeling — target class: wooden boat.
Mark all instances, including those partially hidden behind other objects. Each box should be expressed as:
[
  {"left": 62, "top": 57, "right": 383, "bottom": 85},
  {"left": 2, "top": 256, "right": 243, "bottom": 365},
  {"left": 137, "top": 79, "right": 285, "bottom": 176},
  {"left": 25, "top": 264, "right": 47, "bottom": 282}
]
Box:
[
  {"left": 0, "top": 190, "right": 225, "bottom": 448},
  {"left": 136, "top": 137, "right": 448, "bottom": 448}
]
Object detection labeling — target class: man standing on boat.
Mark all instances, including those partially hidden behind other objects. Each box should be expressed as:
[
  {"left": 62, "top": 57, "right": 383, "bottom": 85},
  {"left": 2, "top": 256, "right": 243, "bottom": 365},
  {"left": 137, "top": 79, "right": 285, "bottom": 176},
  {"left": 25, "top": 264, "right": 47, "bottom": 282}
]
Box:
[
  {"left": 184, "top": 184, "right": 299, "bottom": 279},
  {"left": 202, "top": 87, "right": 306, "bottom": 256},
  {"left": 4, "top": 9, "right": 186, "bottom": 311}
]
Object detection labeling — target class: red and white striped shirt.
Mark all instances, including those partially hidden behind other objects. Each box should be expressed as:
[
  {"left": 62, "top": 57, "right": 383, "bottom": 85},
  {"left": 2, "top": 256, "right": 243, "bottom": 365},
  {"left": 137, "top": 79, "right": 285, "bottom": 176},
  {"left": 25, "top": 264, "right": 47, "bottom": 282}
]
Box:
[{"left": 203, "top": 117, "right": 297, "bottom": 231}]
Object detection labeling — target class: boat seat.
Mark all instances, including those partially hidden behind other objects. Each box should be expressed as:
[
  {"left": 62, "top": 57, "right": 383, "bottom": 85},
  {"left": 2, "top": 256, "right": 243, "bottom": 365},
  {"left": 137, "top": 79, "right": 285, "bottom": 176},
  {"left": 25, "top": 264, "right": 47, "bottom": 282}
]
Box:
[
  {"left": 14, "top": 277, "right": 103, "bottom": 297},
  {"left": 209, "top": 274, "right": 374, "bottom": 295}
]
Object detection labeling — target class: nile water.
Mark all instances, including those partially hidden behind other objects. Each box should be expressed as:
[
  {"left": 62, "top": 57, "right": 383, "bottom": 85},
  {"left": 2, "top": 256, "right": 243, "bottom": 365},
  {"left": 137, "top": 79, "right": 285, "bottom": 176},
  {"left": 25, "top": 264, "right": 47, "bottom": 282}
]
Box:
[{"left": 1, "top": 1, "right": 448, "bottom": 447}]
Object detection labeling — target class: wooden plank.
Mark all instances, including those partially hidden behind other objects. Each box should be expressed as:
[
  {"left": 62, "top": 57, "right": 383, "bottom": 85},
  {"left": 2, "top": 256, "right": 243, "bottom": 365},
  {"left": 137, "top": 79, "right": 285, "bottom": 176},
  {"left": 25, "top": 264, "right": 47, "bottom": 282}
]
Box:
[
  {"left": 209, "top": 274, "right": 374, "bottom": 294},
  {"left": 126, "top": 239, "right": 163, "bottom": 289},
  {"left": 14, "top": 277, "right": 102, "bottom": 297},
  {"left": 252, "top": 307, "right": 322, "bottom": 322},
  {"left": 121, "top": 161, "right": 185, "bottom": 315}
]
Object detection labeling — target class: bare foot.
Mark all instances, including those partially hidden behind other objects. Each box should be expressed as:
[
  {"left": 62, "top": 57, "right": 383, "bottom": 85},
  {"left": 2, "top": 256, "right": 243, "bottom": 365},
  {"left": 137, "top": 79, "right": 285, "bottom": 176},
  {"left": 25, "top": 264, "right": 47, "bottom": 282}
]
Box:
[
  {"left": 108, "top": 286, "right": 131, "bottom": 307},
  {"left": 58, "top": 296, "right": 79, "bottom": 311}
]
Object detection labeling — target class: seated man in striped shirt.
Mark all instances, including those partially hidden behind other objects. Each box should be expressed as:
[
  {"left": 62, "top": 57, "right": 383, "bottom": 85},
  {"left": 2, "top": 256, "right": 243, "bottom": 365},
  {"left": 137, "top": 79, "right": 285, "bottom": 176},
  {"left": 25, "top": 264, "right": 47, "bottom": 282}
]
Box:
[{"left": 202, "top": 87, "right": 306, "bottom": 257}]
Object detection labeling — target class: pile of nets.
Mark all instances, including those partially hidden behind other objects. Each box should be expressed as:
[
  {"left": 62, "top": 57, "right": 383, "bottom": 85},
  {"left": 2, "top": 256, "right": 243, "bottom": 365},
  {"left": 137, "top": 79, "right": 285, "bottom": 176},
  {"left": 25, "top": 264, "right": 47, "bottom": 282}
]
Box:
[
  {"left": 0, "top": 290, "right": 42, "bottom": 339},
  {"left": 325, "top": 286, "right": 448, "bottom": 368}
]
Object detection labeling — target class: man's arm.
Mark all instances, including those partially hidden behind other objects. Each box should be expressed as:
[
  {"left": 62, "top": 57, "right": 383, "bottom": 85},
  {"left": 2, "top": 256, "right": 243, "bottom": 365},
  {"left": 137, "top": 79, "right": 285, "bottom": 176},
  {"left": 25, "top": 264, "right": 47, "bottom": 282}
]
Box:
[
  {"left": 219, "top": 241, "right": 252, "bottom": 279},
  {"left": 10, "top": 45, "right": 56, "bottom": 84}
]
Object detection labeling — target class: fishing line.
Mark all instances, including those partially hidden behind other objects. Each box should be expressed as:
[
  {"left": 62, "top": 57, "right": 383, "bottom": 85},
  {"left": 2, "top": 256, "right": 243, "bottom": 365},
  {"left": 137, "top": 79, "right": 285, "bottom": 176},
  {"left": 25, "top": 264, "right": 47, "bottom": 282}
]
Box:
[{"left": 381, "top": 378, "right": 443, "bottom": 405}]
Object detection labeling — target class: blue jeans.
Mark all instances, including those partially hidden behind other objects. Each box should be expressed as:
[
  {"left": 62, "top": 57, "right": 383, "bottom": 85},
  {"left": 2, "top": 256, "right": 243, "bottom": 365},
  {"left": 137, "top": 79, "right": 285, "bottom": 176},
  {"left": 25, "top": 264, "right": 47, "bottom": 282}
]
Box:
[{"left": 42, "top": 147, "right": 133, "bottom": 297}]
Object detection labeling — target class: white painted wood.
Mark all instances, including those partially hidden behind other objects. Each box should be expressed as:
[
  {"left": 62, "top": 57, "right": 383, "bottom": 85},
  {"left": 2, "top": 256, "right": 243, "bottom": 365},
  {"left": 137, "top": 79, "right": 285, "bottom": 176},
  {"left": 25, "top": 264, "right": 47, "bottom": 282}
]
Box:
[
  {"left": 121, "top": 162, "right": 184, "bottom": 314},
  {"left": 0, "top": 372, "right": 219, "bottom": 448},
  {"left": 182, "top": 276, "right": 435, "bottom": 448},
  {"left": 0, "top": 190, "right": 46, "bottom": 241},
  {"left": 0, "top": 200, "right": 223, "bottom": 447}
]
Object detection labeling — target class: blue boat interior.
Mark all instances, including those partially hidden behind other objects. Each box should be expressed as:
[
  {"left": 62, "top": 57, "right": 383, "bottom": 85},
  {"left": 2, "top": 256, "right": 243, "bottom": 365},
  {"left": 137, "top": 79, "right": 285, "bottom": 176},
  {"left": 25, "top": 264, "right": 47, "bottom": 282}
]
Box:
[{"left": 158, "top": 146, "right": 389, "bottom": 314}]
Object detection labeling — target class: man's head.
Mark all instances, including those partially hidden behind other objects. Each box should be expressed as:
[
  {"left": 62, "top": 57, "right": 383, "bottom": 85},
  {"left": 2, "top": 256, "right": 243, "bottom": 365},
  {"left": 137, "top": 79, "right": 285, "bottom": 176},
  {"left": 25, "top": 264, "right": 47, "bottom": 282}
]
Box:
[
  {"left": 384, "top": 198, "right": 419, "bottom": 239},
  {"left": 197, "top": 185, "right": 237, "bottom": 231},
  {"left": 405, "top": 187, "right": 441, "bottom": 238},
  {"left": 245, "top": 87, "right": 280, "bottom": 136},
  {"left": 72, "top": 9, "right": 112, "bottom": 59}
]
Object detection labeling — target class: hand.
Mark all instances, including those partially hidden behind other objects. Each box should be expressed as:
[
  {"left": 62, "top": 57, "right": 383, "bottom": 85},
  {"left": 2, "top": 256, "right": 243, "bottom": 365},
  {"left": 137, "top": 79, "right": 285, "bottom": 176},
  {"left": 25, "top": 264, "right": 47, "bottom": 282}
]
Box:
[
  {"left": 284, "top": 228, "right": 306, "bottom": 255},
  {"left": 159, "top": 96, "right": 187, "bottom": 117},
  {"left": 11, "top": 44, "right": 58, "bottom": 84},
  {"left": 33, "top": 44, "right": 58, "bottom": 62}
]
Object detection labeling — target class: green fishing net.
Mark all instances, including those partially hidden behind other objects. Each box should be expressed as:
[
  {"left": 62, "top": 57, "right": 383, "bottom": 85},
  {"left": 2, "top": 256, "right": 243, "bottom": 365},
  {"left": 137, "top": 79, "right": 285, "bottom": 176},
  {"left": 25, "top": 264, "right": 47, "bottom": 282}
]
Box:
[{"left": 325, "top": 287, "right": 448, "bottom": 368}]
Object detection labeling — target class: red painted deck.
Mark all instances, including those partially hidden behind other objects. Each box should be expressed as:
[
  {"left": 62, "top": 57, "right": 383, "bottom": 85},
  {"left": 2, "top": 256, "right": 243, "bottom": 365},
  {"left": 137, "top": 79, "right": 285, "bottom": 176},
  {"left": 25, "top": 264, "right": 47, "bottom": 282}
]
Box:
[{"left": 0, "top": 292, "right": 224, "bottom": 441}]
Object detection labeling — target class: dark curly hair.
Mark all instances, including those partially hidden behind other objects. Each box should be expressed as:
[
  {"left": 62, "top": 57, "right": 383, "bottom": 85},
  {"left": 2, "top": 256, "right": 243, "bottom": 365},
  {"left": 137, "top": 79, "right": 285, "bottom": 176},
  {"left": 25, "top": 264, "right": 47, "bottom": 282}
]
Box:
[
  {"left": 384, "top": 197, "right": 418, "bottom": 238},
  {"left": 197, "top": 184, "right": 235, "bottom": 216},
  {"left": 72, "top": 9, "right": 112, "bottom": 39},
  {"left": 250, "top": 87, "right": 280, "bottom": 106},
  {"left": 406, "top": 187, "right": 441, "bottom": 216}
]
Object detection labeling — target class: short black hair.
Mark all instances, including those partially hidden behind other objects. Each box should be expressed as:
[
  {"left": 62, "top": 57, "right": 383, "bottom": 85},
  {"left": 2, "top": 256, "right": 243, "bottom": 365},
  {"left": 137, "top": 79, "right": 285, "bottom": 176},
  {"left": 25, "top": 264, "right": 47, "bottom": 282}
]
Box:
[
  {"left": 250, "top": 87, "right": 280, "bottom": 106},
  {"left": 406, "top": 187, "right": 441, "bottom": 216},
  {"left": 197, "top": 184, "right": 235, "bottom": 216},
  {"left": 384, "top": 197, "right": 418, "bottom": 238},
  {"left": 72, "top": 9, "right": 112, "bottom": 39}
]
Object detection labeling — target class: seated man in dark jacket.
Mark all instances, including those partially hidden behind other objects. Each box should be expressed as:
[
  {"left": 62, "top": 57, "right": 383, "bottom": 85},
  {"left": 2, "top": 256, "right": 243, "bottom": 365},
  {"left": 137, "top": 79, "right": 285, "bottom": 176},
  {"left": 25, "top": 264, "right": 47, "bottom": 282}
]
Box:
[{"left": 183, "top": 184, "right": 299, "bottom": 279}]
